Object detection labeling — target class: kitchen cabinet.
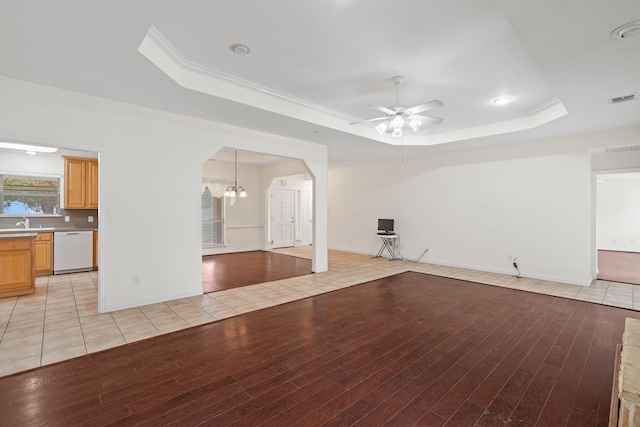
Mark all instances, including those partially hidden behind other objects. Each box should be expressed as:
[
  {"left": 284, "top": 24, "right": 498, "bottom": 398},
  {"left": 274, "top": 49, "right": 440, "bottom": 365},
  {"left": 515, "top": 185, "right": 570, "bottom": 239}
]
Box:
[
  {"left": 88, "top": 160, "right": 99, "bottom": 208},
  {"left": 0, "top": 236, "right": 35, "bottom": 298},
  {"left": 35, "top": 232, "right": 53, "bottom": 276},
  {"left": 93, "top": 230, "right": 98, "bottom": 270},
  {"left": 64, "top": 156, "right": 98, "bottom": 209}
]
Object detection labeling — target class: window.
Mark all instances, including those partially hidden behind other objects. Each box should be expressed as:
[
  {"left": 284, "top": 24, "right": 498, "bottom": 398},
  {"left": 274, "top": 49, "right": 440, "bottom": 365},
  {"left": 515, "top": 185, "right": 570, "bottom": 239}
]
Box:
[
  {"left": 0, "top": 174, "right": 61, "bottom": 215},
  {"left": 202, "top": 187, "right": 225, "bottom": 246}
]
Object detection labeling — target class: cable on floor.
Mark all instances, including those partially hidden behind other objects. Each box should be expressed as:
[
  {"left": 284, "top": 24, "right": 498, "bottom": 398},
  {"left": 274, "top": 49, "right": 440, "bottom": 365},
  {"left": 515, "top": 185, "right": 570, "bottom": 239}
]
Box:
[
  {"left": 394, "top": 234, "right": 429, "bottom": 263},
  {"left": 513, "top": 257, "right": 521, "bottom": 278}
]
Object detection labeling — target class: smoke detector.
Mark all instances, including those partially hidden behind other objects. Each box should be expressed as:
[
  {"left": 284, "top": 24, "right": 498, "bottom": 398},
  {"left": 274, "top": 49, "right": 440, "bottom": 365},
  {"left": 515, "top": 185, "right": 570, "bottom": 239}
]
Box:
[
  {"left": 230, "top": 43, "right": 251, "bottom": 55},
  {"left": 611, "top": 20, "right": 640, "bottom": 39}
]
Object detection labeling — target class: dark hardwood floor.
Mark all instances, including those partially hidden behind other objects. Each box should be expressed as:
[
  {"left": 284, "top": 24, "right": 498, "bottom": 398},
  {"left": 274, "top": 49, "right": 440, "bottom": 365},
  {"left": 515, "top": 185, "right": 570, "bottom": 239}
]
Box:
[
  {"left": 202, "top": 250, "right": 313, "bottom": 293},
  {"left": 0, "top": 272, "right": 634, "bottom": 426}
]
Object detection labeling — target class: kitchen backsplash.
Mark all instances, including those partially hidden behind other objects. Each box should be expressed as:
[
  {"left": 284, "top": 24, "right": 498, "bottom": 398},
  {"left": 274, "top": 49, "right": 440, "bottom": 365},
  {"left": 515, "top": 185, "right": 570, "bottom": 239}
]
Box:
[{"left": 0, "top": 210, "right": 98, "bottom": 229}]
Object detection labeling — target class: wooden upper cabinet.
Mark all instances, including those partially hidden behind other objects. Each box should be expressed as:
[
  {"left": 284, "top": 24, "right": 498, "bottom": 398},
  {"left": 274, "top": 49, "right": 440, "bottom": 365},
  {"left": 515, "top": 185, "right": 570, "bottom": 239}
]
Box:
[
  {"left": 64, "top": 156, "right": 98, "bottom": 209},
  {"left": 88, "top": 160, "right": 98, "bottom": 209}
]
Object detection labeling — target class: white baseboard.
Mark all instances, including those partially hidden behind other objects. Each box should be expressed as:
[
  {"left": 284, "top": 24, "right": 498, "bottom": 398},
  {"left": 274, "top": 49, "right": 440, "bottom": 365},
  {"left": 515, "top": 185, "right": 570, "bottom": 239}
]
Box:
[
  {"left": 104, "top": 288, "right": 203, "bottom": 313},
  {"left": 328, "top": 246, "right": 592, "bottom": 287}
]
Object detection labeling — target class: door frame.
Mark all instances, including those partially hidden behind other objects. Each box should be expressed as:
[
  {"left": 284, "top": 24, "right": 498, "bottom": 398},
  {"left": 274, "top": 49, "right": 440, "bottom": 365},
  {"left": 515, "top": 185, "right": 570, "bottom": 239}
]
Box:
[{"left": 593, "top": 167, "right": 640, "bottom": 283}]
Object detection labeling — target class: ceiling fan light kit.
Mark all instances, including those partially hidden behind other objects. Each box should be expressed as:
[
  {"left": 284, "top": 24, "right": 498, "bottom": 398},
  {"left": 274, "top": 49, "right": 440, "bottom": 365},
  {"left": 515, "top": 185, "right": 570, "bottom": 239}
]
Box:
[
  {"left": 409, "top": 120, "right": 422, "bottom": 132},
  {"left": 351, "top": 76, "right": 444, "bottom": 137}
]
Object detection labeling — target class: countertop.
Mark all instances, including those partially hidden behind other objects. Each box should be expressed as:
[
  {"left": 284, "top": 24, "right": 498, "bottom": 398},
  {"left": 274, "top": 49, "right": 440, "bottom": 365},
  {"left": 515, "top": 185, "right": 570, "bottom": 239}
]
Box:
[
  {"left": 0, "top": 233, "right": 37, "bottom": 239},
  {"left": 0, "top": 227, "right": 97, "bottom": 234}
]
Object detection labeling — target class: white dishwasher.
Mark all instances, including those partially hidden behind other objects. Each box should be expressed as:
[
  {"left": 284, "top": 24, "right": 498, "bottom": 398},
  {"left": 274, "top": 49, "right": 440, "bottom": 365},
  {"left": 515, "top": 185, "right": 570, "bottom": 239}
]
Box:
[{"left": 54, "top": 231, "right": 93, "bottom": 274}]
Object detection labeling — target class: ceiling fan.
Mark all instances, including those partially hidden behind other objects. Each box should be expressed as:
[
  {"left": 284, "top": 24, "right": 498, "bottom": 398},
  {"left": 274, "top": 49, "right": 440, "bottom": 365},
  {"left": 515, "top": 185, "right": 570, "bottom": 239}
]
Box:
[{"left": 351, "top": 76, "right": 444, "bottom": 137}]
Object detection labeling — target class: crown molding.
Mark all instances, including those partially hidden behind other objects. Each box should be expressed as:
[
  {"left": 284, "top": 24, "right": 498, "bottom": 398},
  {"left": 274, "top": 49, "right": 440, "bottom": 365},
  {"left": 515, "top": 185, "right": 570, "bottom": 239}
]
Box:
[
  {"left": 139, "top": 25, "right": 567, "bottom": 148},
  {"left": 142, "top": 26, "right": 359, "bottom": 123}
]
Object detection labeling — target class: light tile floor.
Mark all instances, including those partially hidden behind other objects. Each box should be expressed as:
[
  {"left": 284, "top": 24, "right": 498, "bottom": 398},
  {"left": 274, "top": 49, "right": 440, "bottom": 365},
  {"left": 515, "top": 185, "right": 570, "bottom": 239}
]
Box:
[{"left": 0, "top": 248, "right": 638, "bottom": 378}]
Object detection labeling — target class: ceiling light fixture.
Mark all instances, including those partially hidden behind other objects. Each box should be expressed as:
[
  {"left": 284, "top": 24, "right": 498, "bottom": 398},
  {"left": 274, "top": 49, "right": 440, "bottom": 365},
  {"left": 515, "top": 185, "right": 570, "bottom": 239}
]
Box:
[
  {"left": 611, "top": 20, "right": 640, "bottom": 39},
  {"left": 0, "top": 142, "right": 58, "bottom": 154},
  {"left": 352, "top": 76, "right": 444, "bottom": 138},
  {"left": 224, "top": 150, "right": 247, "bottom": 200},
  {"left": 494, "top": 96, "right": 513, "bottom": 105},
  {"left": 230, "top": 43, "right": 251, "bottom": 55}
]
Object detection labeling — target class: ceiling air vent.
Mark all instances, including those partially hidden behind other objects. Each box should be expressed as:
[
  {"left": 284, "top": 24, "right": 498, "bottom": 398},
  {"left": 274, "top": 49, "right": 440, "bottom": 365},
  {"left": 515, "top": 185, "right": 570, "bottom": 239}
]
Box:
[
  {"left": 609, "top": 94, "right": 637, "bottom": 104},
  {"left": 606, "top": 145, "right": 640, "bottom": 154}
]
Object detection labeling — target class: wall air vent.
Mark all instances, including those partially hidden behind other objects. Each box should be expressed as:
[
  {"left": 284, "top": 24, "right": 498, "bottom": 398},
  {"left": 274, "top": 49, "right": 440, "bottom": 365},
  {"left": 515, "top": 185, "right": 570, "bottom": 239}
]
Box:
[
  {"left": 605, "top": 145, "right": 640, "bottom": 154},
  {"left": 609, "top": 94, "right": 637, "bottom": 104}
]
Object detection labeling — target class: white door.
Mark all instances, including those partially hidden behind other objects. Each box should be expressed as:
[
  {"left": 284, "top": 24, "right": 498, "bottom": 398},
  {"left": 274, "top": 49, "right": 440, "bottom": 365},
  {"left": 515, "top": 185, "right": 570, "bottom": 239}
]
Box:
[{"left": 271, "top": 189, "right": 295, "bottom": 248}]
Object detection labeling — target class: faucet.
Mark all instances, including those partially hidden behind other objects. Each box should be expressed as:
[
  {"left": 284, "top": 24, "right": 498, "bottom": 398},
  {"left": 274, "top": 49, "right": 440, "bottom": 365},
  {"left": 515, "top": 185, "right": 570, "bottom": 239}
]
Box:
[{"left": 15, "top": 216, "right": 30, "bottom": 229}]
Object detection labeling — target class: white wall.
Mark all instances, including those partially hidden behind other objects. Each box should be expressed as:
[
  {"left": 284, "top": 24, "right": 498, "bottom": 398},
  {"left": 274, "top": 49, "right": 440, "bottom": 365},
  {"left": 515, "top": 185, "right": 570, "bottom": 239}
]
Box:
[
  {"left": 329, "top": 126, "right": 640, "bottom": 286},
  {"left": 0, "top": 76, "right": 328, "bottom": 312},
  {"left": 597, "top": 177, "right": 640, "bottom": 252}
]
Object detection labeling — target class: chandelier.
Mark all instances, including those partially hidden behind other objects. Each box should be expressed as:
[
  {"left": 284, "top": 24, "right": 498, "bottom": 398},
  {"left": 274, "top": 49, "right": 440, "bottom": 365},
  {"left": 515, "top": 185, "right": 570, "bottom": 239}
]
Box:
[{"left": 224, "top": 150, "right": 247, "bottom": 199}]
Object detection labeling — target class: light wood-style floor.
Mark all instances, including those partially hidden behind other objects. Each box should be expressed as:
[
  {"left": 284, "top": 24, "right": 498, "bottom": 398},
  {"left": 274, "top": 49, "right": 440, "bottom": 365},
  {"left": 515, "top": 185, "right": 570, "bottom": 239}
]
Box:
[{"left": 0, "top": 247, "right": 638, "bottom": 379}]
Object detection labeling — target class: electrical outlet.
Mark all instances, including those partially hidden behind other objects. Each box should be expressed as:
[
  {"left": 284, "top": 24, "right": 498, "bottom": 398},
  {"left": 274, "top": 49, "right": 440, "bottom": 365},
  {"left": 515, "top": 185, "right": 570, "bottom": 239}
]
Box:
[
  {"left": 64, "top": 216, "right": 70, "bottom": 222},
  {"left": 88, "top": 216, "right": 94, "bottom": 223},
  {"left": 133, "top": 275, "right": 141, "bottom": 286}
]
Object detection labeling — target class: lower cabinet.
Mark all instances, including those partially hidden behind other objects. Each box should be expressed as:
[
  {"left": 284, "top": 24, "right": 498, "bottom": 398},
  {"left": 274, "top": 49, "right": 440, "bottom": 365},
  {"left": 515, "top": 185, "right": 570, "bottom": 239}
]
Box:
[
  {"left": 0, "top": 237, "right": 35, "bottom": 298},
  {"left": 35, "top": 232, "right": 53, "bottom": 276}
]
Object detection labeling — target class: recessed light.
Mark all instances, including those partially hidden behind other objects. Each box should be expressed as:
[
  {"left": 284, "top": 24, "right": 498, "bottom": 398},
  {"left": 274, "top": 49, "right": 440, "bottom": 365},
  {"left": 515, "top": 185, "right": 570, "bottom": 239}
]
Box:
[
  {"left": 611, "top": 20, "right": 640, "bottom": 39},
  {"left": 494, "top": 96, "right": 512, "bottom": 105},
  {"left": 0, "top": 142, "right": 58, "bottom": 153},
  {"left": 230, "top": 43, "right": 251, "bottom": 55}
]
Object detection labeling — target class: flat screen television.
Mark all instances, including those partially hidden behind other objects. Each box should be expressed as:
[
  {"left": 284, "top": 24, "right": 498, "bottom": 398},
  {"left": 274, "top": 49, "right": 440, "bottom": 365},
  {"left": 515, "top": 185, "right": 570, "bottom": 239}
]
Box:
[{"left": 377, "top": 218, "right": 395, "bottom": 235}]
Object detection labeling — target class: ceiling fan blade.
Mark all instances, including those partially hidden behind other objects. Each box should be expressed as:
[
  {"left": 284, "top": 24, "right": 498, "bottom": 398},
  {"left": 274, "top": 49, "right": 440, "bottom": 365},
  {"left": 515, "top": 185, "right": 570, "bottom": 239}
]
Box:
[
  {"left": 405, "top": 100, "right": 443, "bottom": 115},
  {"left": 349, "top": 116, "right": 389, "bottom": 125},
  {"left": 409, "top": 115, "right": 444, "bottom": 125},
  {"left": 370, "top": 105, "right": 396, "bottom": 115}
]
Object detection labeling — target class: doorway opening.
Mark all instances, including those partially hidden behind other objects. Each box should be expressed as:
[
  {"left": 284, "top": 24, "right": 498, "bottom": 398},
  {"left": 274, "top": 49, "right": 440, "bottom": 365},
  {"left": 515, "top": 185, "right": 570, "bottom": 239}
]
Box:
[
  {"left": 595, "top": 170, "right": 640, "bottom": 285},
  {"left": 201, "top": 149, "right": 315, "bottom": 293},
  {"left": 268, "top": 173, "right": 313, "bottom": 250}
]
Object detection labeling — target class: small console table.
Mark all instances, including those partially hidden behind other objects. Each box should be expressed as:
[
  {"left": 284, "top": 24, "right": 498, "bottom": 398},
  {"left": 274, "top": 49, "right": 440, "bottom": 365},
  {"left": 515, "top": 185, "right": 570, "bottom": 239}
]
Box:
[{"left": 373, "top": 234, "right": 402, "bottom": 261}]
